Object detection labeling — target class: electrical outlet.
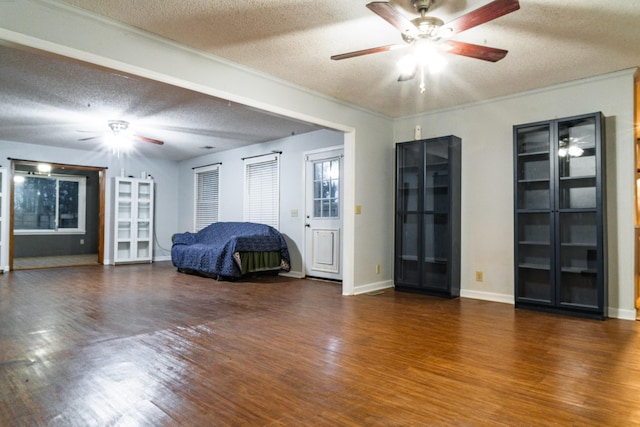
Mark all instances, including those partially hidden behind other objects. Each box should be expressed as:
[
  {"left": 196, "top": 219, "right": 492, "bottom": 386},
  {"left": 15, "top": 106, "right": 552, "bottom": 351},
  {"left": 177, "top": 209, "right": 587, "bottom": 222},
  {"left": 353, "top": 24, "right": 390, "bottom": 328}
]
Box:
[
  {"left": 376, "top": 264, "right": 381, "bottom": 274},
  {"left": 80, "top": 239, "right": 84, "bottom": 245},
  {"left": 475, "top": 271, "right": 483, "bottom": 282}
]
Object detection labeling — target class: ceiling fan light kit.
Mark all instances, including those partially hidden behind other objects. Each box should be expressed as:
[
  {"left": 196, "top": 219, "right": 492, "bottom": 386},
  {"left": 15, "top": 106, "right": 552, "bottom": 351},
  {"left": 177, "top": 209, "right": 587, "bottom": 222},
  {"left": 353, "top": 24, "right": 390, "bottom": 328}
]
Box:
[{"left": 331, "top": 0, "right": 520, "bottom": 91}]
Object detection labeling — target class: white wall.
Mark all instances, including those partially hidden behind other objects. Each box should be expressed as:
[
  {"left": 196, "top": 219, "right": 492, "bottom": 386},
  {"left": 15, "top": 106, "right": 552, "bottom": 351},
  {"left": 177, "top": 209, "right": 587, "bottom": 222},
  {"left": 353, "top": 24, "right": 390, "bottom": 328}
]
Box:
[
  {"left": 393, "top": 69, "right": 637, "bottom": 319},
  {"left": 177, "top": 129, "right": 343, "bottom": 276},
  {"left": 0, "top": 140, "right": 180, "bottom": 264}
]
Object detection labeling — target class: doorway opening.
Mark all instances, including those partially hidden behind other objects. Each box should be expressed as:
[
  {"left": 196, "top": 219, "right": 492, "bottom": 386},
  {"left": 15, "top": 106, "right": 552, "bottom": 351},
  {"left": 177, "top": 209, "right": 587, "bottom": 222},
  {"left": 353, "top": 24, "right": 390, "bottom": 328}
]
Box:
[{"left": 10, "top": 159, "right": 105, "bottom": 270}]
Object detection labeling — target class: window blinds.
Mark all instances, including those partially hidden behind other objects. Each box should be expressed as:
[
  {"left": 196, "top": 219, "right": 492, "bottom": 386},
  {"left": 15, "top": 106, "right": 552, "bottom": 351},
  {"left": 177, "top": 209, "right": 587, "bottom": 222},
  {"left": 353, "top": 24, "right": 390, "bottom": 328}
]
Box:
[
  {"left": 194, "top": 165, "right": 219, "bottom": 231},
  {"left": 243, "top": 155, "right": 279, "bottom": 229}
]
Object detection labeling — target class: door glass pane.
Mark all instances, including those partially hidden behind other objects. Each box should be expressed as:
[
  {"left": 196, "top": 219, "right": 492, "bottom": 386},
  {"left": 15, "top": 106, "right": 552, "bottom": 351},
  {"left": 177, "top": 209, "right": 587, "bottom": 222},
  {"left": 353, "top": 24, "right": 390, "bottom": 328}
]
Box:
[{"left": 312, "top": 158, "right": 340, "bottom": 218}]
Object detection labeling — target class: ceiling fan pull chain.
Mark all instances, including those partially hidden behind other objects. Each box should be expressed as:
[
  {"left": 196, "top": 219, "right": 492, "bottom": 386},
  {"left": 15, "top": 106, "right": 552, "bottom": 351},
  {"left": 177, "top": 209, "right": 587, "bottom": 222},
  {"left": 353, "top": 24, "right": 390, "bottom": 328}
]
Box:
[{"left": 419, "top": 64, "right": 426, "bottom": 94}]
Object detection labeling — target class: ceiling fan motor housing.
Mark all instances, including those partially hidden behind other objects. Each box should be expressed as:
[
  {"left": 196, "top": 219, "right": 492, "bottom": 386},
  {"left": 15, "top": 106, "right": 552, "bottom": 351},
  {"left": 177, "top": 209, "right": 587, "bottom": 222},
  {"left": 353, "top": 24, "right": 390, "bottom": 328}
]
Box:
[{"left": 108, "top": 120, "right": 129, "bottom": 133}]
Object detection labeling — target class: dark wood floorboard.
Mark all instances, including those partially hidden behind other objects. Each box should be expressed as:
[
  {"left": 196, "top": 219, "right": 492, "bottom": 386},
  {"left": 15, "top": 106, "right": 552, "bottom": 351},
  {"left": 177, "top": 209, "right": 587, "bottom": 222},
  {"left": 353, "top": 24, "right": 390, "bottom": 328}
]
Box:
[{"left": 1, "top": 261, "right": 639, "bottom": 426}]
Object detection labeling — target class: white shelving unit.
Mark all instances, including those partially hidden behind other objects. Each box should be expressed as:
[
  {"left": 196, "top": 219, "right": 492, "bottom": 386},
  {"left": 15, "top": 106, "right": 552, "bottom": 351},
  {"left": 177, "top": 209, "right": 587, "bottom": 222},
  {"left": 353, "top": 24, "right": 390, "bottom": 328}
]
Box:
[
  {"left": 0, "top": 168, "right": 9, "bottom": 272},
  {"left": 113, "top": 177, "right": 154, "bottom": 264}
]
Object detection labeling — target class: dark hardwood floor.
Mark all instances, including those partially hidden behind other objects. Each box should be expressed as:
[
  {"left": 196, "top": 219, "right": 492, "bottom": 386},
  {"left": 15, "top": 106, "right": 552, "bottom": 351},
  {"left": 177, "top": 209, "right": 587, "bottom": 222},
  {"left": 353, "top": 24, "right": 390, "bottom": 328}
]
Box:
[{"left": 1, "top": 262, "right": 639, "bottom": 426}]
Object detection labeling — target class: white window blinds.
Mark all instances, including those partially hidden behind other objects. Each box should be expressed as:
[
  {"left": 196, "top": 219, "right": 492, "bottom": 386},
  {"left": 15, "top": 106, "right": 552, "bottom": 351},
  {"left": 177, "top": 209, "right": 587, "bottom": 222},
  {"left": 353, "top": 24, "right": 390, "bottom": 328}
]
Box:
[
  {"left": 243, "top": 154, "right": 279, "bottom": 229},
  {"left": 194, "top": 165, "right": 219, "bottom": 231}
]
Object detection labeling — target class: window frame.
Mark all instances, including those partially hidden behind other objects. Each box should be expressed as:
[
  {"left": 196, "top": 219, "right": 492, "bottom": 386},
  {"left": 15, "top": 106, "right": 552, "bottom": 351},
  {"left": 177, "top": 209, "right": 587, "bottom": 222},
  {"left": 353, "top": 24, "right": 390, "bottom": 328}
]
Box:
[{"left": 13, "top": 172, "right": 87, "bottom": 235}]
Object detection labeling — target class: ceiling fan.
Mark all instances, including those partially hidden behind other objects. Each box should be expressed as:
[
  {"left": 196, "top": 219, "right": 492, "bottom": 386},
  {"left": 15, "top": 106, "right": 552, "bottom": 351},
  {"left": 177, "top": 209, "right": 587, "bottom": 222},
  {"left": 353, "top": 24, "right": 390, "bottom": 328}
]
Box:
[
  {"left": 78, "top": 120, "right": 164, "bottom": 146},
  {"left": 331, "top": 0, "right": 520, "bottom": 82}
]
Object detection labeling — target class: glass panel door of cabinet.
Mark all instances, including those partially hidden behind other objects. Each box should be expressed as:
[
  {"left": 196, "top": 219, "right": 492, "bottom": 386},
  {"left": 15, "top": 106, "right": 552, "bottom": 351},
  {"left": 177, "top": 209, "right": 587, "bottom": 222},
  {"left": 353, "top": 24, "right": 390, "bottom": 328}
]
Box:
[
  {"left": 137, "top": 201, "right": 151, "bottom": 220},
  {"left": 423, "top": 213, "right": 448, "bottom": 289},
  {"left": 516, "top": 212, "right": 552, "bottom": 302},
  {"left": 395, "top": 213, "right": 420, "bottom": 283},
  {"left": 424, "top": 165, "right": 448, "bottom": 213},
  {"left": 558, "top": 212, "right": 598, "bottom": 307},
  {"left": 118, "top": 180, "right": 132, "bottom": 199},
  {"left": 138, "top": 182, "right": 152, "bottom": 201},
  {"left": 516, "top": 124, "right": 551, "bottom": 210},
  {"left": 557, "top": 116, "right": 597, "bottom": 209},
  {"left": 397, "top": 143, "right": 421, "bottom": 213}
]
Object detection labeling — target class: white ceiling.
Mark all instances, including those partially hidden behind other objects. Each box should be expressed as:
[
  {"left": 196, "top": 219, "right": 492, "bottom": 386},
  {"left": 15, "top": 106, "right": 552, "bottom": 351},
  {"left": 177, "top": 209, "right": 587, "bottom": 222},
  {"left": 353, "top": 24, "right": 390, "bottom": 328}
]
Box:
[{"left": 1, "top": 0, "right": 639, "bottom": 161}]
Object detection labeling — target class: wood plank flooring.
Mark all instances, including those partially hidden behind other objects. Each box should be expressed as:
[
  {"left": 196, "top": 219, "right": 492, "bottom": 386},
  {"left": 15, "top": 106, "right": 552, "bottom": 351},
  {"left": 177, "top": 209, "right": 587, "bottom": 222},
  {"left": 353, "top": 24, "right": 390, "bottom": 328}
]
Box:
[
  {"left": 13, "top": 254, "right": 100, "bottom": 270},
  {"left": 1, "top": 261, "right": 640, "bottom": 426}
]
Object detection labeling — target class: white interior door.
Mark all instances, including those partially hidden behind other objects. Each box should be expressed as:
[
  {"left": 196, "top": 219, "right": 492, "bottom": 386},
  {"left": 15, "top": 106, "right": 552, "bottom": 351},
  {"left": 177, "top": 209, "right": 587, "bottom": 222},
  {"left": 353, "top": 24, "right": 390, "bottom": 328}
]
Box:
[{"left": 304, "top": 148, "right": 343, "bottom": 281}]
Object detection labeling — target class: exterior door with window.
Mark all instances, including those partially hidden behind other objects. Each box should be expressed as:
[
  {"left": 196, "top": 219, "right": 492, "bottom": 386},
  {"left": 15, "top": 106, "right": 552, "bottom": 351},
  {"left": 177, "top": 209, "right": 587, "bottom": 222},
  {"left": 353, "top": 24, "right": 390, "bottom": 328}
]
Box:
[{"left": 305, "top": 148, "right": 343, "bottom": 280}]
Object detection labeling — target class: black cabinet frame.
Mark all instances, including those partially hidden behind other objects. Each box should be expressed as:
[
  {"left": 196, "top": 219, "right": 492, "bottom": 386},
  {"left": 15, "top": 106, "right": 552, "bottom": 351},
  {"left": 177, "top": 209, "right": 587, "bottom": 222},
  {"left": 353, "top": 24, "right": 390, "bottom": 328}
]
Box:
[{"left": 394, "top": 135, "right": 461, "bottom": 298}]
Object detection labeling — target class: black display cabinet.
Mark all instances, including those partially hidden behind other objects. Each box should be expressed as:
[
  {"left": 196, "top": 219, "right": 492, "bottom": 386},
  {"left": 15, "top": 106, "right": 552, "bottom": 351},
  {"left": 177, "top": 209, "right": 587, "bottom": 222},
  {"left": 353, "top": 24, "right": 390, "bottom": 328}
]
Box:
[
  {"left": 514, "top": 112, "right": 607, "bottom": 319},
  {"left": 394, "top": 135, "right": 461, "bottom": 297}
]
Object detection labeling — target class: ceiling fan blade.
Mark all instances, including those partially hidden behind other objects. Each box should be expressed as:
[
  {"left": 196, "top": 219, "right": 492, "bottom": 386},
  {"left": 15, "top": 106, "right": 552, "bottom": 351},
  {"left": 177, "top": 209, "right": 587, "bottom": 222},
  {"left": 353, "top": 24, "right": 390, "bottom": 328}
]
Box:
[
  {"left": 441, "top": 0, "right": 520, "bottom": 36},
  {"left": 78, "top": 135, "right": 101, "bottom": 141},
  {"left": 443, "top": 40, "right": 508, "bottom": 62},
  {"left": 331, "top": 44, "right": 405, "bottom": 60},
  {"left": 366, "top": 2, "right": 420, "bottom": 39},
  {"left": 134, "top": 135, "right": 164, "bottom": 145}
]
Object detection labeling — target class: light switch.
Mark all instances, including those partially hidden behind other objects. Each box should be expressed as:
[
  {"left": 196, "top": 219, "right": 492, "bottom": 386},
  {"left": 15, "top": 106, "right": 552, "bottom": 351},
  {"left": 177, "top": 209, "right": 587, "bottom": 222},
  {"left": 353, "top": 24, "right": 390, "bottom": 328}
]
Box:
[{"left": 355, "top": 205, "right": 362, "bottom": 215}]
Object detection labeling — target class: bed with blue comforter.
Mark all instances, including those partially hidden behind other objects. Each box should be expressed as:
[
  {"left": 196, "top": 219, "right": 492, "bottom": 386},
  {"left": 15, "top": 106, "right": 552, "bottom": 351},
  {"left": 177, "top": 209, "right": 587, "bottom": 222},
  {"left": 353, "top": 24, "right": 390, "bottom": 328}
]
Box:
[{"left": 171, "top": 222, "right": 291, "bottom": 279}]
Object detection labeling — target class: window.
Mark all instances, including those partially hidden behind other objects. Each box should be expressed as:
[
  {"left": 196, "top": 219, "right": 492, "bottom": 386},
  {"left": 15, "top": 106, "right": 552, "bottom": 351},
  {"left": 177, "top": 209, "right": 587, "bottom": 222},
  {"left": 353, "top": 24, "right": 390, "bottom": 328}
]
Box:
[
  {"left": 14, "top": 173, "right": 86, "bottom": 234},
  {"left": 244, "top": 154, "right": 279, "bottom": 229},
  {"left": 194, "top": 165, "right": 219, "bottom": 231}
]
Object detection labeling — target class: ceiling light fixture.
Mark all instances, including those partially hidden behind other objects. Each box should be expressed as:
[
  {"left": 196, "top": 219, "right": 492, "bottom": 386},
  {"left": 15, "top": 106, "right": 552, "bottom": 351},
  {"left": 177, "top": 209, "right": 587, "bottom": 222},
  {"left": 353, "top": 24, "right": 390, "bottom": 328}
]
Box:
[
  {"left": 106, "top": 120, "right": 133, "bottom": 155},
  {"left": 397, "top": 41, "right": 447, "bottom": 93},
  {"left": 37, "top": 163, "right": 52, "bottom": 174}
]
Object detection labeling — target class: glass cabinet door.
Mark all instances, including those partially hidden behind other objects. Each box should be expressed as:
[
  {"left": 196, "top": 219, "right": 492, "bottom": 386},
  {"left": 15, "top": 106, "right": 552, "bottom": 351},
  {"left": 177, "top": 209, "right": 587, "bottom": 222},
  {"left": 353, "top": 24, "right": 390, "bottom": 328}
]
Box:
[
  {"left": 395, "top": 142, "right": 421, "bottom": 284},
  {"left": 556, "top": 116, "right": 600, "bottom": 308},
  {"left": 515, "top": 123, "right": 553, "bottom": 303},
  {"left": 423, "top": 141, "right": 449, "bottom": 289}
]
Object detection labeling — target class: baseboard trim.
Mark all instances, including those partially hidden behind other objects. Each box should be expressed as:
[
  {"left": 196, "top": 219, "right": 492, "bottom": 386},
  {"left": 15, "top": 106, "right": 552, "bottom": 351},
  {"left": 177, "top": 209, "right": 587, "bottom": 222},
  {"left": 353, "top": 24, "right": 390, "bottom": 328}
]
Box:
[
  {"left": 353, "top": 279, "right": 394, "bottom": 295},
  {"left": 607, "top": 308, "right": 636, "bottom": 321},
  {"left": 461, "top": 289, "right": 514, "bottom": 305},
  {"left": 280, "top": 270, "right": 304, "bottom": 279}
]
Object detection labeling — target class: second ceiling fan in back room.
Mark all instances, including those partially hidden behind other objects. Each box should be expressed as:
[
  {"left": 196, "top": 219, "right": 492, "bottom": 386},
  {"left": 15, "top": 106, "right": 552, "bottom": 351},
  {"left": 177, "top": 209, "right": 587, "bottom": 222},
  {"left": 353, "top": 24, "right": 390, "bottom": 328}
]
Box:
[
  {"left": 332, "top": 0, "right": 520, "bottom": 91},
  {"left": 78, "top": 119, "right": 164, "bottom": 154}
]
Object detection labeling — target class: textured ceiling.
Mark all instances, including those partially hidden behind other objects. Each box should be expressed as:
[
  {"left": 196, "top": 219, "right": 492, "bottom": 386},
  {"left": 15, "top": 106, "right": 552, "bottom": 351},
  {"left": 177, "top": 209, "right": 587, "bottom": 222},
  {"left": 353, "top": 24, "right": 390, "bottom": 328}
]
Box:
[
  {"left": 58, "top": 0, "right": 640, "bottom": 117},
  {"left": 0, "top": 44, "right": 323, "bottom": 161},
  {"left": 1, "top": 1, "right": 639, "bottom": 161}
]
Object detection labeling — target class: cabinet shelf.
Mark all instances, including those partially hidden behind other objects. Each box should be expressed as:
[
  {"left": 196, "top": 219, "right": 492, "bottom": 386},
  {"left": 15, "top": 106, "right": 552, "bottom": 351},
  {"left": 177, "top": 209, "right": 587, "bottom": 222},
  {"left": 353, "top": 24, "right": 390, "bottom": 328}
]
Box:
[
  {"left": 518, "top": 240, "right": 550, "bottom": 246},
  {"left": 518, "top": 263, "right": 550, "bottom": 271},
  {"left": 518, "top": 150, "right": 550, "bottom": 157}
]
